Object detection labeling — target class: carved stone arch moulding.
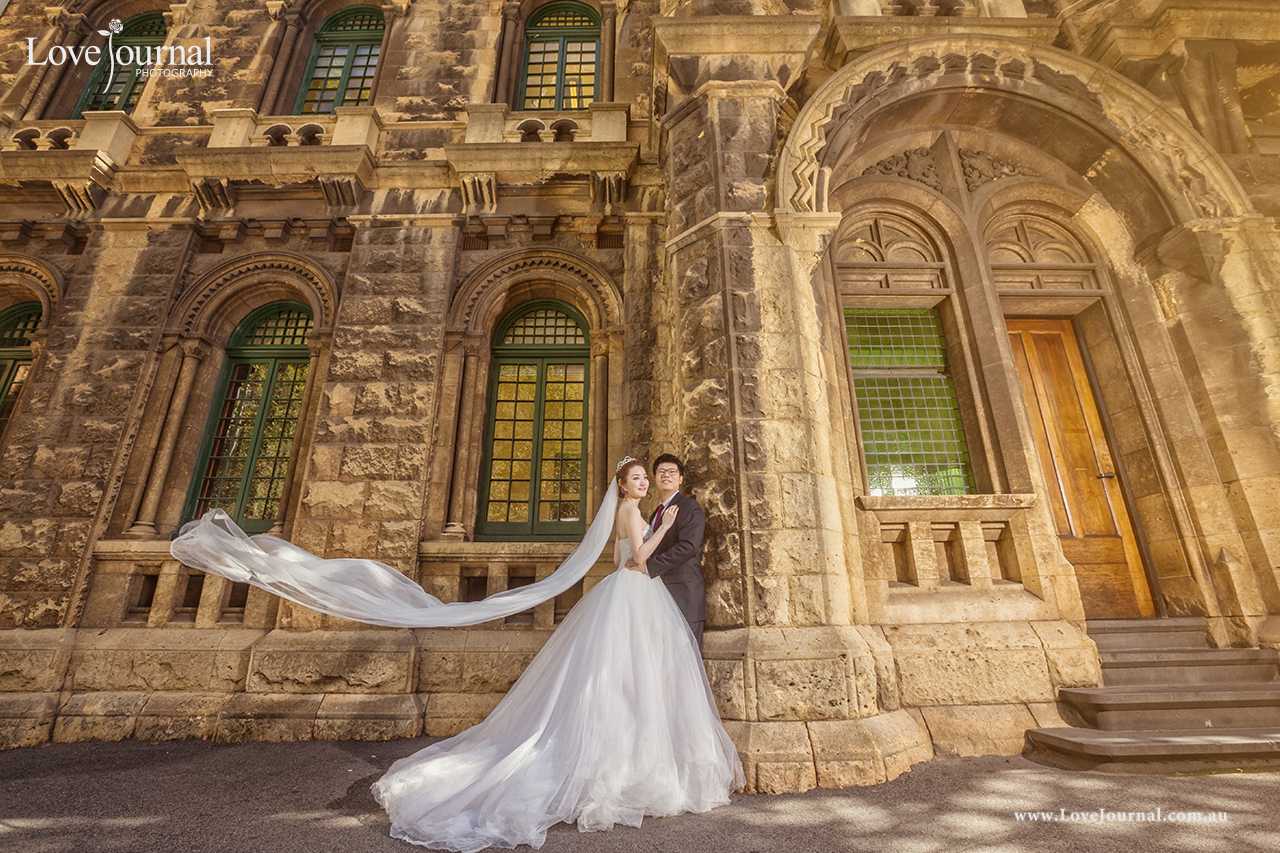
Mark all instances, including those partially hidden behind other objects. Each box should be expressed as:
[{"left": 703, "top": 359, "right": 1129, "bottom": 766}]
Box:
[
  {"left": 449, "top": 249, "right": 623, "bottom": 337},
  {"left": 833, "top": 209, "right": 944, "bottom": 265},
  {"left": 169, "top": 252, "right": 338, "bottom": 338},
  {"left": 0, "top": 255, "right": 65, "bottom": 318},
  {"left": 778, "top": 36, "right": 1253, "bottom": 224}
]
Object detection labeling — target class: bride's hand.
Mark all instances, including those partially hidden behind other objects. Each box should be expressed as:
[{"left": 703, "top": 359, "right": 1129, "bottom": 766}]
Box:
[
  {"left": 659, "top": 505, "right": 679, "bottom": 529},
  {"left": 627, "top": 560, "right": 647, "bottom": 573}
]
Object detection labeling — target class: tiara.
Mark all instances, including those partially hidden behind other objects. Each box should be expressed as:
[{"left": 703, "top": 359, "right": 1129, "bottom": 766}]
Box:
[{"left": 615, "top": 456, "right": 638, "bottom": 473}]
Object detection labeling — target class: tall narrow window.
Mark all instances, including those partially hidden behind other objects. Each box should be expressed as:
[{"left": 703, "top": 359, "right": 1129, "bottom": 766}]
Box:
[
  {"left": 847, "top": 307, "right": 975, "bottom": 496},
  {"left": 295, "top": 7, "right": 385, "bottom": 115},
  {"left": 0, "top": 303, "right": 41, "bottom": 442},
  {"left": 519, "top": 3, "right": 599, "bottom": 111},
  {"left": 184, "top": 303, "right": 313, "bottom": 532},
  {"left": 73, "top": 13, "right": 167, "bottom": 118},
  {"left": 478, "top": 302, "right": 589, "bottom": 540}
]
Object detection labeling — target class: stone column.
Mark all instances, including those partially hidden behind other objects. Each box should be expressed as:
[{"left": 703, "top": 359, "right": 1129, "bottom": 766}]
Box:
[
  {"left": 599, "top": 1, "right": 616, "bottom": 103},
  {"left": 126, "top": 338, "right": 207, "bottom": 538},
  {"left": 590, "top": 336, "right": 610, "bottom": 509},
  {"left": 369, "top": 3, "right": 406, "bottom": 107},
  {"left": 262, "top": 13, "right": 303, "bottom": 115},
  {"left": 1166, "top": 40, "right": 1249, "bottom": 156},
  {"left": 444, "top": 343, "right": 482, "bottom": 539},
  {"left": 494, "top": 2, "right": 521, "bottom": 106},
  {"left": 22, "top": 15, "right": 91, "bottom": 120}
]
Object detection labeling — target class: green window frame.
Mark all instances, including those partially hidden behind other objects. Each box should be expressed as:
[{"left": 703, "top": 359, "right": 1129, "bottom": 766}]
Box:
[
  {"left": 294, "top": 6, "right": 385, "bottom": 115},
  {"left": 519, "top": 3, "right": 600, "bottom": 111},
  {"left": 846, "top": 307, "right": 976, "bottom": 496},
  {"left": 183, "top": 303, "right": 313, "bottom": 533},
  {"left": 477, "top": 301, "right": 590, "bottom": 541},
  {"left": 72, "top": 12, "right": 167, "bottom": 119},
  {"left": 0, "top": 303, "right": 41, "bottom": 442}
]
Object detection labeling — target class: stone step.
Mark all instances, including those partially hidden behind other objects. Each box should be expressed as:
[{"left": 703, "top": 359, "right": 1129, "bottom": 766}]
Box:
[
  {"left": 1086, "top": 617, "right": 1209, "bottom": 651},
  {"left": 1059, "top": 684, "right": 1280, "bottom": 730},
  {"left": 1099, "top": 648, "right": 1280, "bottom": 687},
  {"left": 1024, "top": 726, "right": 1280, "bottom": 773}
]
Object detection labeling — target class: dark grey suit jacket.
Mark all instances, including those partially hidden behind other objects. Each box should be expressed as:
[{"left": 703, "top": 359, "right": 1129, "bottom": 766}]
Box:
[{"left": 645, "top": 491, "right": 708, "bottom": 625}]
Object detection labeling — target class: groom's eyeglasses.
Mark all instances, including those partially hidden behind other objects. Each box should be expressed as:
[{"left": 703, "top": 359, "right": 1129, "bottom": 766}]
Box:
[{"left": 655, "top": 468, "right": 680, "bottom": 478}]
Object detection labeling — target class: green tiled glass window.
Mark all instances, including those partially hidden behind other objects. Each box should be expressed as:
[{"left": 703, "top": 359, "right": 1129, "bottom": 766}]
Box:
[
  {"left": 0, "top": 303, "right": 41, "bottom": 442},
  {"left": 846, "top": 307, "right": 976, "bottom": 496},
  {"left": 295, "top": 7, "right": 384, "bottom": 115},
  {"left": 73, "top": 13, "right": 167, "bottom": 118},
  {"left": 519, "top": 3, "right": 599, "bottom": 111},
  {"left": 184, "top": 303, "right": 313, "bottom": 532},
  {"left": 479, "top": 302, "right": 589, "bottom": 540}
]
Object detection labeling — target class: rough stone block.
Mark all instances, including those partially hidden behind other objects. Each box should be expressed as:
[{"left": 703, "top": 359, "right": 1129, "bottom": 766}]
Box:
[
  {"left": 885, "top": 622, "right": 1056, "bottom": 705},
  {"left": 755, "top": 658, "right": 849, "bottom": 721},
  {"left": 808, "top": 710, "right": 933, "bottom": 788},
  {"left": 0, "top": 691, "right": 57, "bottom": 748},
  {"left": 722, "top": 719, "right": 814, "bottom": 794},
  {"left": 705, "top": 659, "right": 746, "bottom": 720},
  {"left": 134, "top": 692, "right": 233, "bottom": 742},
  {"left": 247, "top": 629, "right": 417, "bottom": 694},
  {"left": 216, "top": 693, "right": 322, "bottom": 742},
  {"left": 919, "top": 703, "right": 1038, "bottom": 757},
  {"left": 314, "top": 693, "right": 423, "bottom": 741},
  {"left": 421, "top": 692, "right": 502, "bottom": 737},
  {"left": 52, "top": 691, "right": 150, "bottom": 743},
  {"left": 0, "top": 628, "right": 75, "bottom": 691}
]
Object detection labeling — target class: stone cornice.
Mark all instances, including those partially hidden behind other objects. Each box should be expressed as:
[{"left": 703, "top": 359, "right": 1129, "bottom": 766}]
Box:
[{"left": 1078, "top": 0, "right": 1280, "bottom": 65}]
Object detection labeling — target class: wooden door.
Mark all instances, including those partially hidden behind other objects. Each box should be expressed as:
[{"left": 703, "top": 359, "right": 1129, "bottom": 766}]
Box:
[{"left": 1008, "top": 319, "right": 1155, "bottom": 619}]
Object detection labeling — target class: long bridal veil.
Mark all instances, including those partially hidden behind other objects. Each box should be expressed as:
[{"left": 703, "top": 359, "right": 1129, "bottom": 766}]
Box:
[{"left": 169, "top": 484, "right": 619, "bottom": 628}]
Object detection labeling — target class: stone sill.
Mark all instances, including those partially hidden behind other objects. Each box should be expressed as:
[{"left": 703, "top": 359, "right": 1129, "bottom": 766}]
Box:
[
  {"left": 857, "top": 493, "right": 1036, "bottom": 523},
  {"left": 418, "top": 541, "right": 582, "bottom": 561},
  {"left": 443, "top": 141, "right": 640, "bottom": 180},
  {"left": 883, "top": 583, "right": 1053, "bottom": 623},
  {"left": 93, "top": 539, "right": 178, "bottom": 561}
]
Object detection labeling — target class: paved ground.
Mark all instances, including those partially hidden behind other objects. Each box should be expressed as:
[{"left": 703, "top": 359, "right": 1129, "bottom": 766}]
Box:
[{"left": 2, "top": 737, "right": 1277, "bottom": 853}]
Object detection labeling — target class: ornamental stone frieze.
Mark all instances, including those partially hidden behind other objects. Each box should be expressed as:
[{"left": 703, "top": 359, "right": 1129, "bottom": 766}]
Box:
[
  {"left": 957, "top": 148, "right": 1036, "bottom": 191},
  {"left": 862, "top": 148, "right": 941, "bottom": 191}
]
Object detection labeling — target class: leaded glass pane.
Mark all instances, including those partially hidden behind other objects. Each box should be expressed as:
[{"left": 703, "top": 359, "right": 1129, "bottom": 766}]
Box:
[
  {"left": 561, "top": 40, "right": 597, "bottom": 109},
  {"left": 485, "top": 363, "right": 540, "bottom": 524},
  {"left": 502, "top": 308, "right": 585, "bottom": 345},
  {"left": 530, "top": 9, "right": 596, "bottom": 27},
  {"left": 0, "top": 305, "right": 41, "bottom": 348},
  {"left": 522, "top": 41, "right": 563, "bottom": 110},
  {"left": 846, "top": 307, "right": 975, "bottom": 496},
  {"left": 300, "top": 45, "right": 349, "bottom": 114},
  {"left": 240, "top": 307, "right": 313, "bottom": 347},
  {"left": 323, "top": 9, "right": 384, "bottom": 31}
]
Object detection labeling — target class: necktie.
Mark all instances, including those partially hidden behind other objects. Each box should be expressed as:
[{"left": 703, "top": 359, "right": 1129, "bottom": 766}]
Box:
[{"left": 652, "top": 503, "right": 665, "bottom": 532}]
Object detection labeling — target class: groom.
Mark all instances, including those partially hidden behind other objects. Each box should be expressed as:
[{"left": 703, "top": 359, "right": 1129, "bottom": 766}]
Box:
[{"left": 628, "top": 454, "right": 708, "bottom": 653}]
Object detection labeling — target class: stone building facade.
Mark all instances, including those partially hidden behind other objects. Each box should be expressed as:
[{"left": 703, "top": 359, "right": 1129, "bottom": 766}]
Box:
[{"left": 0, "top": 0, "right": 1278, "bottom": 792}]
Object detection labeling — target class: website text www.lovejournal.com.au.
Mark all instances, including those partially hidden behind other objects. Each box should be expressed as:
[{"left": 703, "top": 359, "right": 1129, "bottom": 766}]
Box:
[{"left": 1014, "top": 808, "right": 1228, "bottom": 824}]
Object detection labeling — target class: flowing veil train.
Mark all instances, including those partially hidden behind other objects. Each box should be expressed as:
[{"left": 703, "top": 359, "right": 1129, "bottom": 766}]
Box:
[
  {"left": 171, "top": 476, "right": 744, "bottom": 851},
  {"left": 170, "top": 484, "right": 618, "bottom": 628}
]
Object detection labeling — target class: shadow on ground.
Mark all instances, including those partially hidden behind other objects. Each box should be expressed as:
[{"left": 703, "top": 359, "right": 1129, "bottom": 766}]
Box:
[{"left": 2, "top": 738, "right": 1277, "bottom": 853}]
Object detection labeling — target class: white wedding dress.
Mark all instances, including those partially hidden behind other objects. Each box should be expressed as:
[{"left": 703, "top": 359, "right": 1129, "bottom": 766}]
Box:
[
  {"left": 171, "top": 484, "right": 744, "bottom": 851},
  {"left": 370, "top": 537, "right": 744, "bottom": 851}
]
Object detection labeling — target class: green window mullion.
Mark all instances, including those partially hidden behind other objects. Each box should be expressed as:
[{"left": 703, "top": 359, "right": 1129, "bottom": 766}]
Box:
[{"left": 230, "top": 357, "right": 282, "bottom": 524}]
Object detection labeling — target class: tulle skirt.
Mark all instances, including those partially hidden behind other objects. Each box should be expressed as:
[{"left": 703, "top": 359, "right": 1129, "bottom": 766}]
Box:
[{"left": 370, "top": 568, "right": 744, "bottom": 852}]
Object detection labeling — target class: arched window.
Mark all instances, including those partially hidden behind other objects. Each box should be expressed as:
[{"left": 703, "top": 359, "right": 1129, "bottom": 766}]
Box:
[
  {"left": 478, "top": 302, "right": 589, "bottom": 539},
  {"left": 183, "top": 303, "right": 313, "bottom": 532},
  {"left": 0, "top": 303, "right": 41, "bottom": 441},
  {"left": 72, "top": 13, "right": 167, "bottom": 118},
  {"left": 295, "top": 6, "right": 385, "bottom": 115},
  {"left": 519, "top": 3, "right": 600, "bottom": 111}
]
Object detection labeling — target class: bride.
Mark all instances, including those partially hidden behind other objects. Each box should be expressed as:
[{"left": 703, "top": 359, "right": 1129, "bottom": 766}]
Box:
[{"left": 170, "top": 457, "right": 744, "bottom": 851}]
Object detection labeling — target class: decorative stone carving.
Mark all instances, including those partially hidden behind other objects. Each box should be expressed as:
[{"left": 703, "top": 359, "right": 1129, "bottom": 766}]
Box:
[
  {"left": 448, "top": 250, "right": 623, "bottom": 332},
  {"left": 190, "top": 177, "right": 234, "bottom": 212},
  {"left": 459, "top": 173, "right": 497, "bottom": 215},
  {"left": 0, "top": 255, "right": 64, "bottom": 316},
  {"left": 171, "top": 252, "right": 338, "bottom": 335},
  {"left": 779, "top": 38, "right": 1249, "bottom": 220},
  {"left": 52, "top": 179, "right": 105, "bottom": 214},
  {"left": 958, "top": 148, "right": 1036, "bottom": 192},
  {"left": 862, "top": 148, "right": 940, "bottom": 191}
]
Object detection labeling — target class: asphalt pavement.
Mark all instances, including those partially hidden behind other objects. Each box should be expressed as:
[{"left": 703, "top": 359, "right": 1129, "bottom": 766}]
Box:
[{"left": 2, "top": 736, "right": 1277, "bottom": 853}]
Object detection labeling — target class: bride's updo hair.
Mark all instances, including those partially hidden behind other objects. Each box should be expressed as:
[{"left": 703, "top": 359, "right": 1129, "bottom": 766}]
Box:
[{"left": 615, "top": 459, "right": 645, "bottom": 497}]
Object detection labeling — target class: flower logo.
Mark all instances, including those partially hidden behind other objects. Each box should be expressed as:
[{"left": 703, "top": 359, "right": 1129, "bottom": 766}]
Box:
[{"left": 95, "top": 20, "right": 125, "bottom": 96}]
